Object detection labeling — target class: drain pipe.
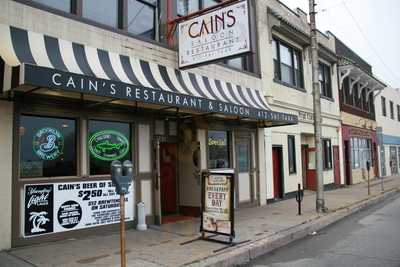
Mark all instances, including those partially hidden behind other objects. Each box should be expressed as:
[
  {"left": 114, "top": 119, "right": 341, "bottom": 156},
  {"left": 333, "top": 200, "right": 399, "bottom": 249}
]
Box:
[{"left": 137, "top": 202, "right": 147, "bottom": 231}]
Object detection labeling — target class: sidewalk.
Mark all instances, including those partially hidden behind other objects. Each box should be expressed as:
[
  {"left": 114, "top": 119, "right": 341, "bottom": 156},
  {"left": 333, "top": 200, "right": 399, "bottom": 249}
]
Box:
[{"left": 3, "top": 176, "right": 400, "bottom": 267}]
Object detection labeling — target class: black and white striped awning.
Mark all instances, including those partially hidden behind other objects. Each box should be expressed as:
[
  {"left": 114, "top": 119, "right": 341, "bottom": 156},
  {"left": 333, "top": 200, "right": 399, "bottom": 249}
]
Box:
[{"left": 0, "top": 24, "right": 297, "bottom": 125}]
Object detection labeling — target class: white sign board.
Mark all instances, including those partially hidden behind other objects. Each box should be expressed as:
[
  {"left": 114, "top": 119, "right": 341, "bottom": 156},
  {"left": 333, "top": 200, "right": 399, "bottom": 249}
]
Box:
[
  {"left": 24, "top": 180, "right": 134, "bottom": 237},
  {"left": 178, "top": 0, "right": 251, "bottom": 68}
]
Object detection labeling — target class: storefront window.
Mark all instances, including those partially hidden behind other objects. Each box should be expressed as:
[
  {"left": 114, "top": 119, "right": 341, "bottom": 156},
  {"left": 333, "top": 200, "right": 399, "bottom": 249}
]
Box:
[
  {"left": 32, "top": 0, "right": 71, "bottom": 12},
  {"left": 19, "top": 115, "right": 77, "bottom": 178},
  {"left": 208, "top": 131, "right": 229, "bottom": 169},
  {"left": 351, "top": 137, "right": 372, "bottom": 169},
  {"left": 88, "top": 120, "right": 131, "bottom": 175},
  {"left": 82, "top": 0, "right": 118, "bottom": 28}
]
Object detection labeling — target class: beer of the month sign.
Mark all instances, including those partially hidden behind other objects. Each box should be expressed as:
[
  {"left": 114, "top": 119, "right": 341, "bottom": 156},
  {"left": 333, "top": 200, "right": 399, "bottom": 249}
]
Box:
[
  {"left": 201, "top": 171, "right": 234, "bottom": 236},
  {"left": 24, "top": 180, "right": 133, "bottom": 237},
  {"left": 178, "top": 0, "right": 251, "bottom": 68}
]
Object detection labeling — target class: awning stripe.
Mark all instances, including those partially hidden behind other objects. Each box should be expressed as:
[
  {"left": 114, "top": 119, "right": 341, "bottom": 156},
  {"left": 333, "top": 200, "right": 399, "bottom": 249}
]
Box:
[
  {"left": 158, "top": 65, "right": 179, "bottom": 93},
  {"left": 59, "top": 39, "right": 83, "bottom": 75},
  {"left": 10, "top": 27, "right": 36, "bottom": 65},
  {"left": 97, "top": 49, "right": 120, "bottom": 81},
  {"left": 44, "top": 36, "right": 68, "bottom": 72},
  {"left": 201, "top": 76, "right": 220, "bottom": 101},
  {"left": 28, "top": 31, "right": 53, "bottom": 69},
  {"left": 119, "top": 55, "right": 142, "bottom": 86},
  {"left": 72, "top": 43, "right": 95, "bottom": 77},
  {"left": 0, "top": 23, "right": 279, "bottom": 117}
]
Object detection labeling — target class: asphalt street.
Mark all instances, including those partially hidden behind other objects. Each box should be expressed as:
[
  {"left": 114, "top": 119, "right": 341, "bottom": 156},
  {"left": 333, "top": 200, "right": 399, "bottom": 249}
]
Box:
[{"left": 245, "top": 194, "right": 400, "bottom": 267}]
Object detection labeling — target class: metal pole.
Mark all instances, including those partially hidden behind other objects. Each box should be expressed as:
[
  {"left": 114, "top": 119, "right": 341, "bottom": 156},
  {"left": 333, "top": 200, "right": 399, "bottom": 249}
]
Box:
[
  {"left": 120, "top": 194, "right": 126, "bottom": 267},
  {"left": 367, "top": 170, "right": 370, "bottom": 195},
  {"left": 309, "top": 0, "right": 325, "bottom": 212}
]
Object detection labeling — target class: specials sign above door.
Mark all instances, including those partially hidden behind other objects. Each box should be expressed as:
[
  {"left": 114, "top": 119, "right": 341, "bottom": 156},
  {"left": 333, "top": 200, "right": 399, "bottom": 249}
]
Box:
[{"left": 178, "top": 0, "right": 252, "bottom": 68}]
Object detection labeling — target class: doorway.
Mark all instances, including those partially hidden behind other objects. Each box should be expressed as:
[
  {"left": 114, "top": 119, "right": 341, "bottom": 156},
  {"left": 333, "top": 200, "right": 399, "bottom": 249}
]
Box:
[
  {"left": 236, "top": 137, "right": 254, "bottom": 205},
  {"left": 272, "top": 146, "right": 284, "bottom": 199},
  {"left": 344, "top": 140, "right": 351, "bottom": 185},
  {"left": 160, "top": 143, "right": 178, "bottom": 215},
  {"left": 301, "top": 145, "right": 309, "bottom": 188},
  {"left": 333, "top": 145, "right": 341, "bottom": 185}
]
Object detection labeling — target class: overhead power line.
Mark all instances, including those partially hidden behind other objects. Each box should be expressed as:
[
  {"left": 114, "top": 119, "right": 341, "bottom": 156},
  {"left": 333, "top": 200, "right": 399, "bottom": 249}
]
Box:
[{"left": 341, "top": 1, "right": 400, "bottom": 85}]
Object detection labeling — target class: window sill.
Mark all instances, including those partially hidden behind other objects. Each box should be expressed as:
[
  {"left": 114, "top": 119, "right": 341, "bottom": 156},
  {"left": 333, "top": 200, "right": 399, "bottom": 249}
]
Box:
[
  {"left": 273, "top": 79, "right": 307, "bottom": 93},
  {"left": 217, "top": 62, "right": 261, "bottom": 78},
  {"left": 321, "top": 95, "right": 334, "bottom": 102}
]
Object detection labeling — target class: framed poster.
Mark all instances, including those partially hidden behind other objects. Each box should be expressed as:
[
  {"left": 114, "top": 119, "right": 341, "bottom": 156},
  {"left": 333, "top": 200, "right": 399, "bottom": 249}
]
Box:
[
  {"left": 23, "top": 180, "right": 134, "bottom": 237},
  {"left": 200, "top": 169, "right": 235, "bottom": 238},
  {"left": 178, "top": 0, "right": 251, "bottom": 68}
]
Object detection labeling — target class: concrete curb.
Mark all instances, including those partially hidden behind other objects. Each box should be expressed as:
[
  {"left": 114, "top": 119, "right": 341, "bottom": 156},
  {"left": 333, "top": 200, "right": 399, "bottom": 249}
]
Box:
[{"left": 185, "top": 187, "right": 400, "bottom": 267}]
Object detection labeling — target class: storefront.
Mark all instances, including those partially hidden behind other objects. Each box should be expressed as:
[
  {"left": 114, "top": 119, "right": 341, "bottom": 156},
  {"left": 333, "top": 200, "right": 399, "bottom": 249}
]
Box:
[
  {"left": 0, "top": 24, "right": 297, "bottom": 247},
  {"left": 341, "top": 125, "right": 378, "bottom": 185}
]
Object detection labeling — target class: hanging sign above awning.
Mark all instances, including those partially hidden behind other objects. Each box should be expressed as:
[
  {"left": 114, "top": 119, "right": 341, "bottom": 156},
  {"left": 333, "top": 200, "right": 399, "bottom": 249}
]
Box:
[
  {"left": 178, "top": 0, "right": 252, "bottom": 68},
  {"left": 0, "top": 23, "right": 297, "bottom": 126}
]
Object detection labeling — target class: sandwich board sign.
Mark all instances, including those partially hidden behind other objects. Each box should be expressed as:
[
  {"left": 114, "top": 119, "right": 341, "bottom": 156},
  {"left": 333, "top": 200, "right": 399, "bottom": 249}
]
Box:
[
  {"left": 178, "top": 0, "right": 251, "bottom": 68},
  {"left": 200, "top": 169, "right": 235, "bottom": 243}
]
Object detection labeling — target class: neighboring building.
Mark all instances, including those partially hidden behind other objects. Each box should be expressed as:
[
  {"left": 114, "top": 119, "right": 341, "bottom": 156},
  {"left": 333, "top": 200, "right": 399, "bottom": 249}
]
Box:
[
  {"left": 375, "top": 87, "right": 400, "bottom": 177},
  {"left": 333, "top": 36, "right": 386, "bottom": 185},
  {"left": 260, "top": 1, "right": 344, "bottom": 200},
  {"left": 0, "top": 0, "right": 298, "bottom": 249}
]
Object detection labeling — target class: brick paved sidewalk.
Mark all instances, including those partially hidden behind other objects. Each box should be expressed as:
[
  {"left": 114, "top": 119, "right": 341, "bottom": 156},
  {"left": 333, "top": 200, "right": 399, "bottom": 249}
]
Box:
[{"left": 2, "top": 176, "right": 400, "bottom": 267}]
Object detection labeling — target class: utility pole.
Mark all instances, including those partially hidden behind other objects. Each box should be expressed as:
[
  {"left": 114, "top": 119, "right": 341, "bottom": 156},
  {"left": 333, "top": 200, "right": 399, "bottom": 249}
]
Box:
[{"left": 309, "top": 0, "right": 325, "bottom": 212}]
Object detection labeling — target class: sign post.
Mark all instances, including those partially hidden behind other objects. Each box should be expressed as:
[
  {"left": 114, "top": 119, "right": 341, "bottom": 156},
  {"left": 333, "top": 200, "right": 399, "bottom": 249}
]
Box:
[
  {"left": 200, "top": 169, "right": 235, "bottom": 244},
  {"left": 111, "top": 160, "right": 134, "bottom": 267},
  {"left": 366, "top": 161, "right": 371, "bottom": 196}
]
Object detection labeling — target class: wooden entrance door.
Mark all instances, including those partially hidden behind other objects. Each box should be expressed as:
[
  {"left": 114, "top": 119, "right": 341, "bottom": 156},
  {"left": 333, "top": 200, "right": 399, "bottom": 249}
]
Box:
[
  {"left": 272, "top": 147, "right": 283, "bottom": 198},
  {"left": 236, "top": 138, "right": 253, "bottom": 204},
  {"left": 333, "top": 145, "right": 341, "bottom": 185},
  {"left": 160, "top": 143, "right": 177, "bottom": 215}
]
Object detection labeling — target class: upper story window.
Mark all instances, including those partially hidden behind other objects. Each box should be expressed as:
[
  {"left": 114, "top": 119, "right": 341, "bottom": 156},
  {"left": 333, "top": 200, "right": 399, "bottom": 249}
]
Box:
[
  {"left": 319, "top": 62, "right": 332, "bottom": 99},
  {"left": 32, "top": 0, "right": 71, "bottom": 12},
  {"left": 272, "top": 37, "right": 304, "bottom": 89},
  {"left": 390, "top": 101, "right": 394, "bottom": 119},
  {"left": 381, "top": 96, "right": 387, "bottom": 117},
  {"left": 397, "top": 105, "right": 400, "bottom": 122},
  {"left": 83, "top": 0, "right": 119, "bottom": 28},
  {"left": 127, "top": 0, "right": 157, "bottom": 39}
]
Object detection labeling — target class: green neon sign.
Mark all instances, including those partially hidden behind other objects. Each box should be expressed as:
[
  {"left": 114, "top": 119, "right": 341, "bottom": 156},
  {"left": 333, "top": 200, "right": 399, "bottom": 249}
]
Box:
[
  {"left": 89, "top": 130, "right": 129, "bottom": 161},
  {"left": 33, "top": 127, "right": 64, "bottom": 161}
]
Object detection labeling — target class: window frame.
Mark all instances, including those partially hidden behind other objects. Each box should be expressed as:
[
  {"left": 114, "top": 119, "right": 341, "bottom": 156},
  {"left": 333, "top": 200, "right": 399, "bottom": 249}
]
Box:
[
  {"left": 287, "top": 135, "right": 297, "bottom": 174},
  {"left": 15, "top": 0, "right": 161, "bottom": 43},
  {"left": 322, "top": 138, "right": 332, "bottom": 170},
  {"left": 318, "top": 62, "right": 332, "bottom": 99},
  {"left": 381, "top": 96, "right": 387, "bottom": 117},
  {"left": 389, "top": 100, "right": 394, "bottom": 119},
  {"left": 272, "top": 37, "right": 304, "bottom": 90},
  {"left": 18, "top": 113, "right": 79, "bottom": 179},
  {"left": 87, "top": 119, "right": 133, "bottom": 177}
]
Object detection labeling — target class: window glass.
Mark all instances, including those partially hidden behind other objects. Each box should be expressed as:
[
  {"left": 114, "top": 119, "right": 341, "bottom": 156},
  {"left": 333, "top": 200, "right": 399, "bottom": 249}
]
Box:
[
  {"left": 19, "top": 115, "right": 77, "bottom": 178},
  {"left": 82, "top": 0, "right": 118, "bottom": 28},
  {"left": 294, "top": 51, "right": 303, "bottom": 88},
  {"left": 208, "top": 131, "right": 229, "bottom": 169},
  {"left": 88, "top": 120, "right": 131, "bottom": 175},
  {"left": 390, "top": 101, "right": 394, "bottom": 119},
  {"left": 177, "top": 0, "right": 199, "bottom": 16},
  {"left": 397, "top": 105, "right": 400, "bottom": 121},
  {"left": 237, "top": 143, "right": 249, "bottom": 172},
  {"left": 32, "top": 0, "right": 71, "bottom": 12},
  {"left": 381, "top": 96, "right": 386, "bottom": 116},
  {"left": 288, "top": 135, "right": 296, "bottom": 174},
  {"left": 225, "top": 57, "right": 244, "bottom": 70},
  {"left": 280, "top": 44, "right": 293, "bottom": 85},
  {"left": 322, "top": 139, "right": 332, "bottom": 169},
  {"left": 127, "top": 0, "right": 156, "bottom": 39},
  {"left": 203, "top": 0, "right": 218, "bottom": 8}
]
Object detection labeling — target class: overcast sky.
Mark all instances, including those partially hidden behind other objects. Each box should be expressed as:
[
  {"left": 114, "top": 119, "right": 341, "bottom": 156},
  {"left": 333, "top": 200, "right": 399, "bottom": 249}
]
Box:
[{"left": 279, "top": 0, "right": 400, "bottom": 88}]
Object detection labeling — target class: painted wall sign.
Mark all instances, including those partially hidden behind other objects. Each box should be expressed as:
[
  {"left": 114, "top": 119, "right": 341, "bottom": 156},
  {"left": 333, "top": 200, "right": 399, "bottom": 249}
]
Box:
[
  {"left": 298, "top": 111, "right": 314, "bottom": 123},
  {"left": 33, "top": 127, "right": 64, "bottom": 160},
  {"left": 23, "top": 64, "right": 298, "bottom": 124},
  {"left": 178, "top": 0, "right": 251, "bottom": 68},
  {"left": 89, "top": 130, "right": 130, "bottom": 161},
  {"left": 201, "top": 171, "right": 234, "bottom": 237},
  {"left": 24, "top": 180, "right": 134, "bottom": 237}
]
